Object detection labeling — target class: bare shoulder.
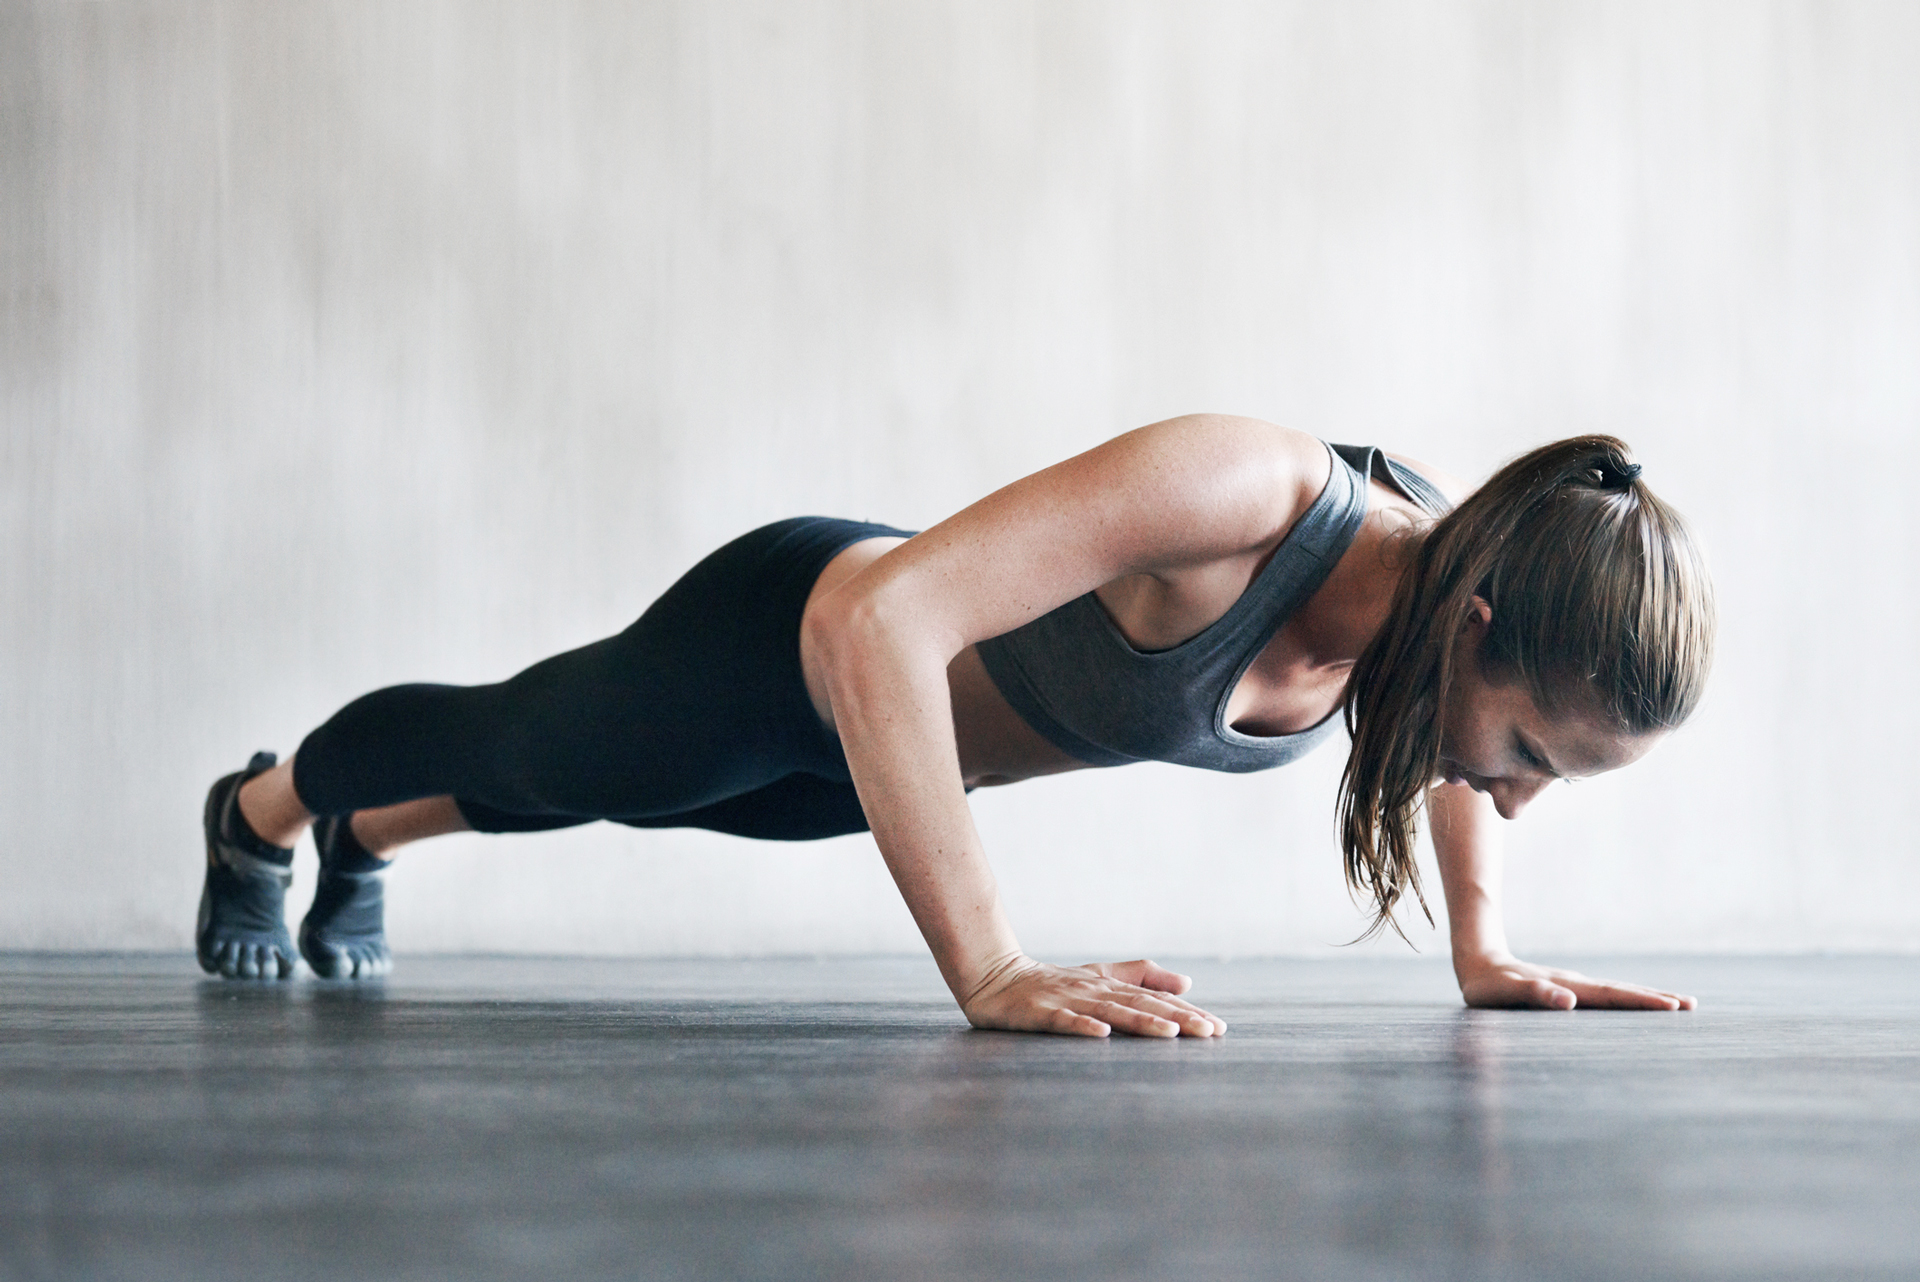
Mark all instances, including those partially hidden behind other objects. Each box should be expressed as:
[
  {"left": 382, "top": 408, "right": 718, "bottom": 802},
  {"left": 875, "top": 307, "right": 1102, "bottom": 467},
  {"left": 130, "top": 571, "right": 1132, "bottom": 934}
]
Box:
[
  {"left": 826, "top": 413, "right": 1339, "bottom": 652},
  {"left": 1382, "top": 448, "right": 1471, "bottom": 507},
  {"left": 1134, "top": 411, "right": 1322, "bottom": 457},
  {"left": 1106, "top": 413, "right": 1334, "bottom": 554}
]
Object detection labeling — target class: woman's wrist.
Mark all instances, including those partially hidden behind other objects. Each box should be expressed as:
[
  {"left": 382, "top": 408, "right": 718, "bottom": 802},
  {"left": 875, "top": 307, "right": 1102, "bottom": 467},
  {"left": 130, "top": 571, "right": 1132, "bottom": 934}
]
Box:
[
  {"left": 1451, "top": 943, "right": 1517, "bottom": 979},
  {"left": 955, "top": 948, "right": 1035, "bottom": 1011},
  {"left": 1442, "top": 887, "right": 1512, "bottom": 975}
]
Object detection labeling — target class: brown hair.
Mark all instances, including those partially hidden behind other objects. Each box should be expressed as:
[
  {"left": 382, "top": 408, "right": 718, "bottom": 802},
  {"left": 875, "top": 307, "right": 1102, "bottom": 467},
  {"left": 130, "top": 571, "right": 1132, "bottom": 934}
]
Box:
[{"left": 1337, "top": 435, "right": 1717, "bottom": 940}]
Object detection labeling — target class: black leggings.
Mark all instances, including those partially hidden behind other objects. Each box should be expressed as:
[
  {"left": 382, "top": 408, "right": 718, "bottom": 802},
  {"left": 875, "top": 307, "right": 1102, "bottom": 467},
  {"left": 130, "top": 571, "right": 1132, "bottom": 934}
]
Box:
[{"left": 290, "top": 517, "right": 914, "bottom": 841}]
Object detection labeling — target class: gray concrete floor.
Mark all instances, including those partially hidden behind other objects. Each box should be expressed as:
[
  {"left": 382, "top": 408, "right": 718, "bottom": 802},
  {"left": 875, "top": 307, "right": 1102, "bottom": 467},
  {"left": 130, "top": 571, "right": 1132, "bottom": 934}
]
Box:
[{"left": 0, "top": 955, "right": 1916, "bottom": 1282}]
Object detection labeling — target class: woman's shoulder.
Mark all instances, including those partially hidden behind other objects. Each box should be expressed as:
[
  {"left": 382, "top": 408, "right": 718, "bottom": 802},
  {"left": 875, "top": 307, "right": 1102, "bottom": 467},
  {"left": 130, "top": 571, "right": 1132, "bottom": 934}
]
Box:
[
  {"left": 1114, "top": 413, "right": 1333, "bottom": 543},
  {"left": 1136, "top": 411, "right": 1326, "bottom": 464},
  {"left": 816, "top": 414, "right": 1341, "bottom": 658},
  {"left": 1136, "top": 416, "right": 1470, "bottom": 508}
]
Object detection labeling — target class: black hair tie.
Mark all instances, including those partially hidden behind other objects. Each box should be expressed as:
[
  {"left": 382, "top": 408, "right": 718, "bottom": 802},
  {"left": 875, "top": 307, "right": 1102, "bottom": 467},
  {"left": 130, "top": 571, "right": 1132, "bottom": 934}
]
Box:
[{"left": 1595, "top": 460, "right": 1642, "bottom": 488}]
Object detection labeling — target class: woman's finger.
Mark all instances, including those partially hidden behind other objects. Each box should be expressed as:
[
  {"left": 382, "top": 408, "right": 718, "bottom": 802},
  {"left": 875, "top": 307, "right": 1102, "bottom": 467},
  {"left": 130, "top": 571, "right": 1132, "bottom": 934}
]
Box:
[
  {"left": 1522, "top": 977, "right": 1577, "bottom": 1009},
  {"left": 1100, "top": 988, "right": 1225, "bottom": 1036},
  {"left": 971, "top": 963, "right": 1226, "bottom": 1037},
  {"left": 1088, "top": 991, "right": 1224, "bottom": 1037},
  {"left": 1086, "top": 999, "right": 1182, "bottom": 1038},
  {"left": 1050, "top": 1006, "right": 1112, "bottom": 1037},
  {"left": 1132, "top": 961, "right": 1194, "bottom": 995},
  {"left": 1566, "top": 978, "right": 1692, "bottom": 1010},
  {"left": 1074, "top": 969, "right": 1223, "bottom": 1032},
  {"left": 1090, "top": 959, "right": 1194, "bottom": 995}
]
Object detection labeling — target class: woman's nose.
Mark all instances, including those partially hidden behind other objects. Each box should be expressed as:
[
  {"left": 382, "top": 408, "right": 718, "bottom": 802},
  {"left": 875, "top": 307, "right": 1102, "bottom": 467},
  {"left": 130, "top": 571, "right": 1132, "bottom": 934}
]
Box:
[{"left": 1493, "top": 776, "right": 1552, "bottom": 819}]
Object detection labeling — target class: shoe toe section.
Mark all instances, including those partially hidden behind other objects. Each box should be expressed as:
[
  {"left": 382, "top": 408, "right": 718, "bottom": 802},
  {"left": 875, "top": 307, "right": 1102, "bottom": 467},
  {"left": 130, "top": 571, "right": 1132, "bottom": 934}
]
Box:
[
  {"left": 301, "top": 866, "right": 390, "bottom": 980},
  {"left": 197, "top": 826, "right": 294, "bottom": 981},
  {"left": 305, "top": 941, "right": 344, "bottom": 979},
  {"left": 202, "top": 932, "right": 297, "bottom": 981}
]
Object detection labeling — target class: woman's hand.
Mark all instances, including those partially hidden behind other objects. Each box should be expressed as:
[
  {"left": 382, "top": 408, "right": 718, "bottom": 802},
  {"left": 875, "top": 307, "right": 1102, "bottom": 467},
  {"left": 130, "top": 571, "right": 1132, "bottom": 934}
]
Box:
[
  {"left": 1455, "top": 953, "right": 1697, "bottom": 1011},
  {"left": 961, "top": 956, "right": 1228, "bottom": 1038},
  {"left": 1426, "top": 786, "right": 1695, "bottom": 1013}
]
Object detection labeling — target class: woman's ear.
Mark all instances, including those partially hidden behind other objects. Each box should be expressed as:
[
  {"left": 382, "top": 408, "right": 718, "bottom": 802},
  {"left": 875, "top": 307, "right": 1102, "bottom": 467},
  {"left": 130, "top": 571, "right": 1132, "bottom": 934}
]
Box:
[{"left": 1461, "top": 595, "right": 1492, "bottom": 635}]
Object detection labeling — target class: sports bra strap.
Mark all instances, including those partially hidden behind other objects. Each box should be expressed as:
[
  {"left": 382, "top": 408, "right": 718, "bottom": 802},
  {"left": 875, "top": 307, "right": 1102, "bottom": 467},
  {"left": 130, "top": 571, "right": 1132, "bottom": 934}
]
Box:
[{"left": 1330, "top": 443, "right": 1453, "bottom": 518}]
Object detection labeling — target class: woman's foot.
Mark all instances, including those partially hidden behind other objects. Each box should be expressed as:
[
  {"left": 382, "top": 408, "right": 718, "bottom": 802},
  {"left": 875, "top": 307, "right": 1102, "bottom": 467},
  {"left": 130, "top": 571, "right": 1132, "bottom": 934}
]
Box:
[
  {"left": 298, "top": 816, "right": 392, "bottom": 979},
  {"left": 196, "top": 752, "right": 298, "bottom": 980}
]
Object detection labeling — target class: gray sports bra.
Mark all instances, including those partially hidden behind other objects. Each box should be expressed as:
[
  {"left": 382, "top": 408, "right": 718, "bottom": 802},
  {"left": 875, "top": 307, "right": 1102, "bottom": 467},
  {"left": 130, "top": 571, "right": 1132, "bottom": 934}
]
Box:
[{"left": 974, "top": 442, "right": 1451, "bottom": 774}]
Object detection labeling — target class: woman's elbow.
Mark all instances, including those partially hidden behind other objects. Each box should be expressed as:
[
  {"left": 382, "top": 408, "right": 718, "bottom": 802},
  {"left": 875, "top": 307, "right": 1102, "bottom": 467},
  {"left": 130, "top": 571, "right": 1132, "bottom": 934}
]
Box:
[
  {"left": 803, "top": 581, "right": 953, "bottom": 690},
  {"left": 801, "top": 583, "right": 867, "bottom": 677}
]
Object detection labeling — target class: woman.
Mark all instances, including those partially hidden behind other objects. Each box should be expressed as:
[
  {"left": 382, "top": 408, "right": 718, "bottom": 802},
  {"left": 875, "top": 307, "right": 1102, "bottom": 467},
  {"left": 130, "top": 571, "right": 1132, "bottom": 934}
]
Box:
[{"left": 197, "top": 415, "right": 1715, "bottom": 1036}]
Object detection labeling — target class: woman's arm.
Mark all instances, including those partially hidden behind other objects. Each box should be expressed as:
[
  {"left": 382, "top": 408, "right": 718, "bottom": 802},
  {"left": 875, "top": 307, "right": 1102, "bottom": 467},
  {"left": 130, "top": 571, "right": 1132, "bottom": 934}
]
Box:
[
  {"left": 1427, "top": 781, "right": 1697, "bottom": 1010},
  {"left": 804, "top": 414, "right": 1330, "bottom": 1037}
]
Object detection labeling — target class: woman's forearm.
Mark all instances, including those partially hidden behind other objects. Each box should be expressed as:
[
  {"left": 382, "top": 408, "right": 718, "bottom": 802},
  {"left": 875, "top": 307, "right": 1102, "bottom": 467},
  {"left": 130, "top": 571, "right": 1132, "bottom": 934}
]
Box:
[
  {"left": 1427, "top": 781, "right": 1513, "bottom": 968},
  {"left": 802, "top": 553, "right": 1229, "bottom": 1039}
]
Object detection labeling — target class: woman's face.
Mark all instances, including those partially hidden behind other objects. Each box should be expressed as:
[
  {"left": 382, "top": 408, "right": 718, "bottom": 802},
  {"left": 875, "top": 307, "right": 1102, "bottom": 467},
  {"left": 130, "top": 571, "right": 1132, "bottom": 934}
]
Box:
[{"left": 1437, "top": 599, "right": 1663, "bottom": 820}]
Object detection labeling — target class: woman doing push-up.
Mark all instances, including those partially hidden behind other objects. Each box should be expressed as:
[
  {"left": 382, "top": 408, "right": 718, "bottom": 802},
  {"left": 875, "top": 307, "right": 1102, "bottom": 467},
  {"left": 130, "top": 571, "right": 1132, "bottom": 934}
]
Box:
[{"left": 197, "top": 414, "right": 1715, "bottom": 1036}]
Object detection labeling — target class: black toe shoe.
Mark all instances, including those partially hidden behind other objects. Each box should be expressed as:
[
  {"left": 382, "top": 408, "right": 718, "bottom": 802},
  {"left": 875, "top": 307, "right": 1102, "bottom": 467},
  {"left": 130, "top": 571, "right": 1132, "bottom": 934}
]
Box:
[
  {"left": 299, "top": 815, "right": 392, "bottom": 980},
  {"left": 196, "top": 752, "right": 297, "bottom": 980}
]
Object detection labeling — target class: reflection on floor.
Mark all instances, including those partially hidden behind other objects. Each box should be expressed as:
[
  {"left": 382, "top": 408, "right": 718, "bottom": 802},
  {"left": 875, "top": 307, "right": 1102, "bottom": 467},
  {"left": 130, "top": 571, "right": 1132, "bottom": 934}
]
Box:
[{"left": 1, "top": 954, "right": 1915, "bottom": 1281}]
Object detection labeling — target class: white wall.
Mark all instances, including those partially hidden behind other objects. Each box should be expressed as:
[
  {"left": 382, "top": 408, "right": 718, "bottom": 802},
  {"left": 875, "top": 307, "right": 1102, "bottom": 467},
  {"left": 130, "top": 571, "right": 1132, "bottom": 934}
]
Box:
[{"left": 3, "top": 1, "right": 1915, "bottom": 959}]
